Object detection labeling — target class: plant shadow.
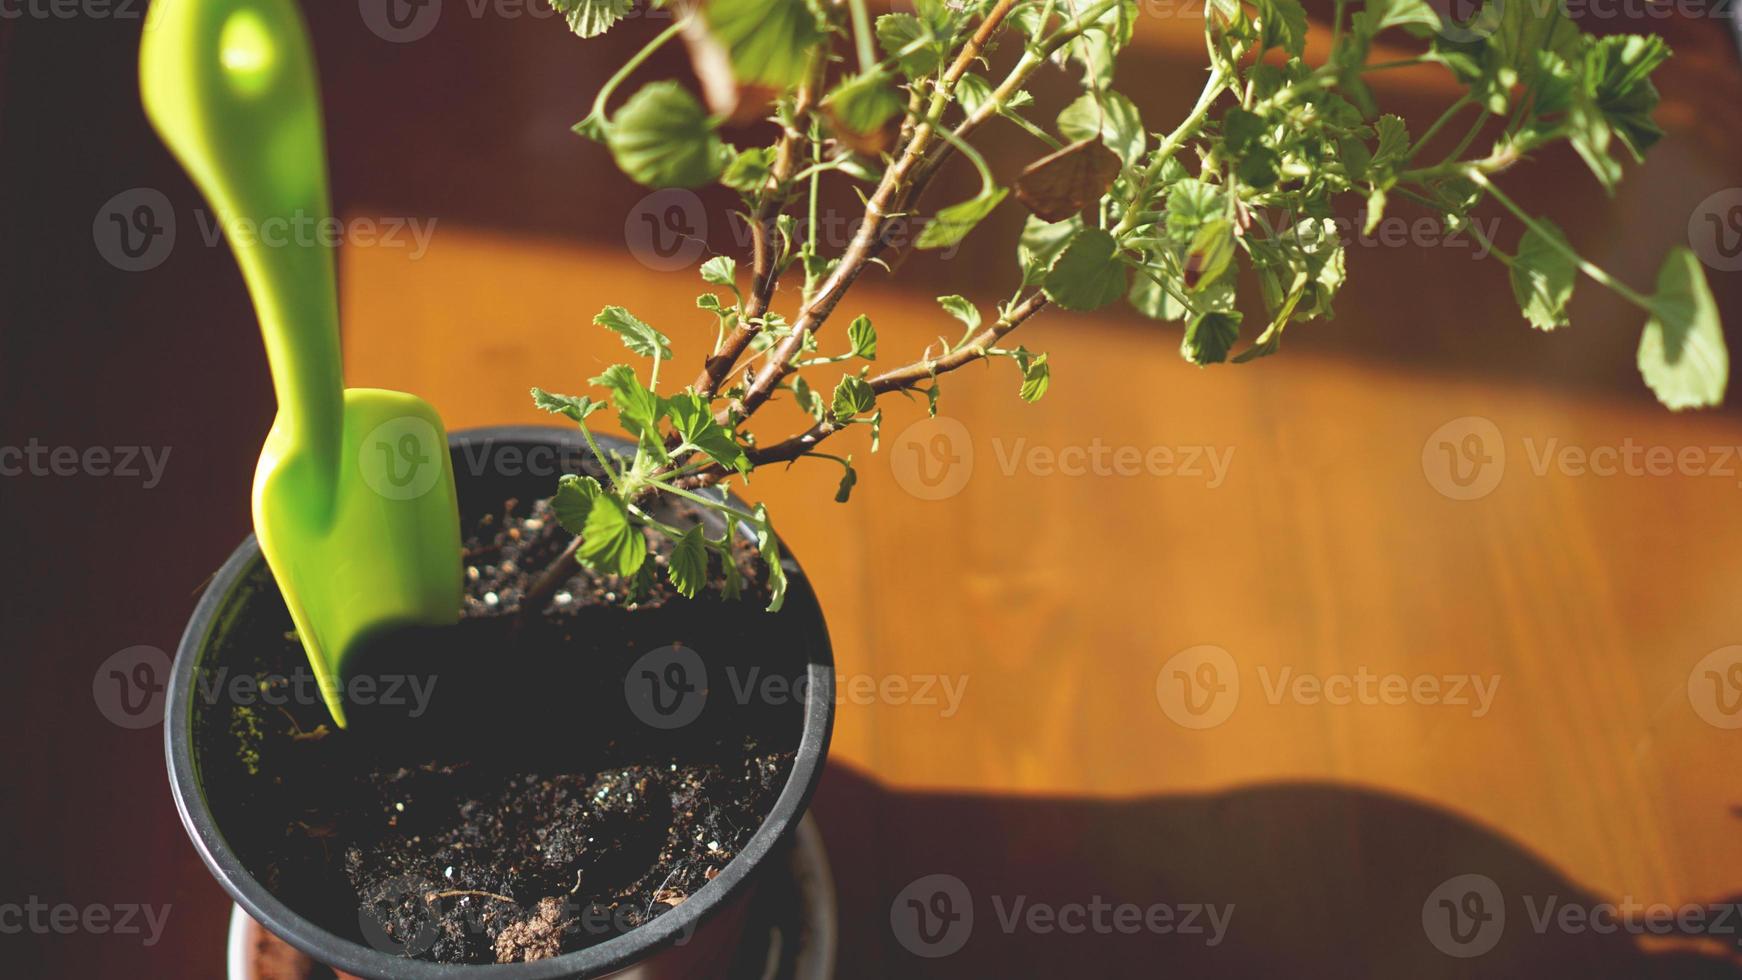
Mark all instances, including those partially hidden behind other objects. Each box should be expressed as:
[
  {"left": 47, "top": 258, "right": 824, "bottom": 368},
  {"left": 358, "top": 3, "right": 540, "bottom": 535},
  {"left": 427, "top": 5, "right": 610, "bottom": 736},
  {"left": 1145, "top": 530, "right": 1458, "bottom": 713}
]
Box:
[{"left": 810, "top": 764, "right": 1742, "bottom": 978}]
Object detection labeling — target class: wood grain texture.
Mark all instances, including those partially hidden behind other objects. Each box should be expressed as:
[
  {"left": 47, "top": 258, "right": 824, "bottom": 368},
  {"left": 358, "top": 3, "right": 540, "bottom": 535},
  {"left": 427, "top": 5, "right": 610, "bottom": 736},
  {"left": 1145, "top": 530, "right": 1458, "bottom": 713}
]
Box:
[{"left": 342, "top": 225, "right": 1742, "bottom": 928}]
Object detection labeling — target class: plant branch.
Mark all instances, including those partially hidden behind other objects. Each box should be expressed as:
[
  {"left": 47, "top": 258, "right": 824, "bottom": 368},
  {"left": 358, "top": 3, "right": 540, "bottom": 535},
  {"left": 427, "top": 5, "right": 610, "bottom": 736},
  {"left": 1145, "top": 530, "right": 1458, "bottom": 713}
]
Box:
[
  {"left": 679, "top": 291, "right": 1052, "bottom": 489},
  {"left": 729, "top": 0, "right": 1022, "bottom": 421},
  {"left": 694, "top": 70, "right": 822, "bottom": 397}
]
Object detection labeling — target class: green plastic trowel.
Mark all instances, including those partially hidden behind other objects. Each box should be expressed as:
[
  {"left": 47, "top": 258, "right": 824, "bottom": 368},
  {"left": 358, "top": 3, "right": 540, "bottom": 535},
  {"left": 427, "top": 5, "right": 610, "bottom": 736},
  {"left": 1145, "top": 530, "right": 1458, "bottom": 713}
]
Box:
[{"left": 142, "top": 0, "right": 462, "bottom": 727}]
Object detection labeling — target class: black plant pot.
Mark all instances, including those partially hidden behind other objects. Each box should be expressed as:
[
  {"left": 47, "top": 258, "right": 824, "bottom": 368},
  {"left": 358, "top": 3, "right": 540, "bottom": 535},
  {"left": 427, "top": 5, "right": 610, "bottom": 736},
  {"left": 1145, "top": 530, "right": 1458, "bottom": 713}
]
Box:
[{"left": 165, "top": 426, "right": 835, "bottom": 978}]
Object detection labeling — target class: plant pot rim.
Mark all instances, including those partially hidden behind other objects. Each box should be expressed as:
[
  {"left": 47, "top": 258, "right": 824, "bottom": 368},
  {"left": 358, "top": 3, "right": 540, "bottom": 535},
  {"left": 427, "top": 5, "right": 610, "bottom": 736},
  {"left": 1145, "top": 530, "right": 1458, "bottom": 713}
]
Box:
[{"left": 165, "top": 424, "right": 837, "bottom": 979}]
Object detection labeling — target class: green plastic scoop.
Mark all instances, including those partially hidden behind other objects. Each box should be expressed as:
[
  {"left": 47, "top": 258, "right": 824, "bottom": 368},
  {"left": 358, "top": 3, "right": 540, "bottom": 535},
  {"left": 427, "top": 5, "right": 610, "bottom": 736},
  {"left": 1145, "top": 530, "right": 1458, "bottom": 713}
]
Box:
[{"left": 142, "top": 0, "right": 462, "bottom": 727}]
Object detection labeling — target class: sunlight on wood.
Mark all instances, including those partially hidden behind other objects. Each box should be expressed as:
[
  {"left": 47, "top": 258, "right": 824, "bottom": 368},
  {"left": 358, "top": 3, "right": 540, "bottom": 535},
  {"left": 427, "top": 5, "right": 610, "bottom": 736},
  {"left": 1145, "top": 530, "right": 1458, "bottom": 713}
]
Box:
[{"left": 343, "top": 223, "right": 1742, "bottom": 915}]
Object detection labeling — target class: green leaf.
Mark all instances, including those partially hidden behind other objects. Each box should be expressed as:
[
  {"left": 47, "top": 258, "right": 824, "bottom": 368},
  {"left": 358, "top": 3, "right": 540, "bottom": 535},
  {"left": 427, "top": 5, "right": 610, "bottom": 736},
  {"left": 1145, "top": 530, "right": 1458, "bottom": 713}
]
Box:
[
  {"left": 1185, "top": 219, "right": 1236, "bottom": 291},
  {"left": 1253, "top": 0, "right": 1307, "bottom": 56},
  {"left": 937, "top": 295, "right": 982, "bottom": 333},
  {"left": 1044, "top": 228, "right": 1127, "bottom": 312},
  {"left": 791, "top": 375, "right": 825, "bottom": 422},
  {"left": 667, "top": 525, "right": 708, "bottom": 599},
  {"left": 831, "top": 375, "right": 876, "bottom": 423},
  {"left": 752, "top": 505, "right": 787, "bottom": 613},
  {"left": 606, "top": 82, "right": 727, "bottom": 189},
  {"left": 1236, "top": 146, "right": 1280, "bottom": 188},
  {"left": 594, "top": 306, "right": 672, "bottom": 360},
  {"left": 1164, "top": 179, "right": 1225, "bottom": 243},
  {"left": 875, "top": 12, "right": 944, "bottom": 77},
  {"left": 552, "top": 474, "right": 603, "bottom": 535},
  {"left": 531, "top": 387, "right": 605, "bottom": 422},
  {"left": 703, "top": 0, "right": 825, "bottom": 89},
  {"left": 700, "top": 256, "right": 737, "bottom": 288},
  {"left": 1182, "top": 311, "right": 1243, "bottom": 366},
  {"left": 548, "top": 0, "right": 632, "bottom": 38},
  {"left": 916, "top": 189, "right": 1009, "bottom": 250},
  {"left": 1128, "top": 267, "right": 1191, "bottom": 322},
  {"left": 1018, "top": 351, "right": 1050, "bottom": 403},
  {"left": 716, "top": 536, "right": 743, "bottom": 601},
  {"left": 1638, "top": 247, "right": 1729, "bottom": 410},
  {"left": 1585, "top": 34, "right": 1669, "bottom": 160},
  {"left": 1509, "top": 222, "right": 1576, "bottom": 331},
  {"left": 834, "top": 456, "right": 858, "bottom": 504},
  {"left": 1366, "top": 0, "right": 1439, "bottom": 34},
  {"left": 577, "top": 494, "right": 647, "bottom": 578},
  {"left": 1369, "top": 114, "right": 1410, "bottom": 172},
  {"left": 848, "top": 315, "right": 878, "bottom": 360},
  {"left": 1057, "top": 92, "right": 1146, "bottom": 167},
  {"left": 721, "top": 147, "right": 773, "bottom": 193},
  {"left": 1019, "top": 214, "right": 1082, "bottom": 287},
  {"left": 668, "top": 392, "right": 747, "bottom": 473},
  {"left": 590, "top": 363, "right": 668, "bottom": 438},
  {"left": 822, "top": 69, "right": 904, "bottom": 147}
]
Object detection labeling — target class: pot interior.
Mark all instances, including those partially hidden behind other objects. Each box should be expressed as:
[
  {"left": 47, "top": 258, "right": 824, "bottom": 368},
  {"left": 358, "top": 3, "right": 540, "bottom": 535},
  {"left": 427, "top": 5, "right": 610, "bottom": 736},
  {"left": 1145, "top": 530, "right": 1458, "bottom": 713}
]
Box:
[{"left": 177, "top": 429, "right": 831, "bottom": 973}]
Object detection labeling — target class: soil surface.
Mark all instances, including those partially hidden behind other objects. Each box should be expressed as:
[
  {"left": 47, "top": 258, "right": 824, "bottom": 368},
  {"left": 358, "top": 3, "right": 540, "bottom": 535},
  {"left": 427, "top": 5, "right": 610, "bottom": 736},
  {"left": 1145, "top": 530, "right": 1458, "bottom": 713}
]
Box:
[{"left": 193, "top": 495, "right": 807, "bottom": 965}]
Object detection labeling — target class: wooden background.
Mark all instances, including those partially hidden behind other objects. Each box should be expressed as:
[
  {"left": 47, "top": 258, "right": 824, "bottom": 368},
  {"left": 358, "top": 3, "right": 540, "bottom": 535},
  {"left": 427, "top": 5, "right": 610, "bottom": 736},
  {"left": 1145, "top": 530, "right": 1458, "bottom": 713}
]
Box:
[
  {"left": 2, "top": 3, "right": 1741, "bottom": 978},
  {"left": 332, "top": 11, "right": 1742, "bottom": 976}
]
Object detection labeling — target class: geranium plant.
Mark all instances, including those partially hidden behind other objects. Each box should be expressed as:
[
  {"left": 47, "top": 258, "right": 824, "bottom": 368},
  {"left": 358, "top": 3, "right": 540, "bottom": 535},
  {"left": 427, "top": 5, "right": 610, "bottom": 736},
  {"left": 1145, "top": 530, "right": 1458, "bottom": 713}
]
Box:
[{"left": 528, "top": 0, "right": 1729, "bottom": 610}]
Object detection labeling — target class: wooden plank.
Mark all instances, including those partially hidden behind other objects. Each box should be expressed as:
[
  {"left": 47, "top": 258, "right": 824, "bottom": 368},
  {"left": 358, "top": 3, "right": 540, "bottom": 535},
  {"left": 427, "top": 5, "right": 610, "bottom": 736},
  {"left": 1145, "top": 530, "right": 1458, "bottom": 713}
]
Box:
[{"left": 344, "top": 227, "right": 1742, "bottom": 913}]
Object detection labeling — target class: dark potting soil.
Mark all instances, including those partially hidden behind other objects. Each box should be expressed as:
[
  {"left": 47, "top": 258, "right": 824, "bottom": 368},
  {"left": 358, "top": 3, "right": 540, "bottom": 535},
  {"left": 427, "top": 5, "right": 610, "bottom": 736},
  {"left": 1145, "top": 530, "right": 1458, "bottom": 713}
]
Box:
[{"left": 192, "top": 496, "right": 806, "bottom": 965}]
